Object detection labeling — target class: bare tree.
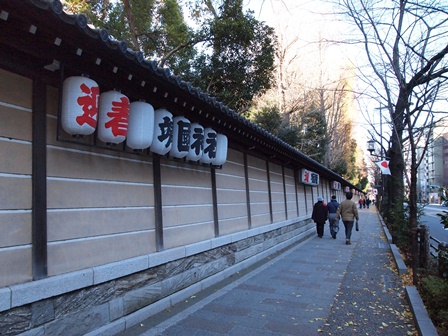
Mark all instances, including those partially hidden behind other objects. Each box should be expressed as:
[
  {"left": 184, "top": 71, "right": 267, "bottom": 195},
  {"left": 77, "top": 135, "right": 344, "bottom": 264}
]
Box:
[
  {"left": 275, "top": 31, "right": 301, "bottom": 122},
  {"left": 335, "top": 0, "right": 448, "bottom": 270},
  {"left": 325, "top": 77, "right": 357, "bottom": 173},
  {"left": 249, "top": 0, "right": 367, "bottom": 180}
]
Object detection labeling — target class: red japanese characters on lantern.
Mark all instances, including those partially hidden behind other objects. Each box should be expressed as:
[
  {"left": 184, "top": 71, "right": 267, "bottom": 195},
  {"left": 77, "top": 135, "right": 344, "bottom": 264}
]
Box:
[
  {"left": 186, "top": 123, "right": 204, "bottom": 162},
  {"left": 127, "top": 101, "right": 154, "bottom": 150},
  {"left": 170, "top": 116, "right": 191, "bottom": 158},
  {"left": 300, "top": 169, "right": 320, "bottom": 186},
  {"left": 200, "top": 128, "right": 217, "bottom": 164},
  {"left": 150, "top": 108, "right": 173, "bottom": 155},
  {"left": 212, "top": 134, "right": 228, "bottom": 166},
  {"left": 61, "top": 76, "right": 99, "bottom": 135},
  {"left": 97, "top": 90, "right": 130, "bottom": 144}
]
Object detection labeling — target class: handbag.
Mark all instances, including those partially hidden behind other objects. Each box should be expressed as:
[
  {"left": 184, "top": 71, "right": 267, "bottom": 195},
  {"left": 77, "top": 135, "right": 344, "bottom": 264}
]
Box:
[{"left": 355, "top": 220, "right": 359, "bottom": 231}]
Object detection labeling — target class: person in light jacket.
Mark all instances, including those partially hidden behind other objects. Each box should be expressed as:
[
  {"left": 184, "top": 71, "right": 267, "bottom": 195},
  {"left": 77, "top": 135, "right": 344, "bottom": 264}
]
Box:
[{"left": 336, "top": 192, "right": 359, "bottom": 245}]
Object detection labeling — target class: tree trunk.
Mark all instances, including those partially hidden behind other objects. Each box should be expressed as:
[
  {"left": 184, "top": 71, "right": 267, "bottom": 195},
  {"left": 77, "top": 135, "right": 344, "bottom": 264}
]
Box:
[
  {"left": 385, "top": 95, "right": 408, "bottom": 237},
  {"left": 122, "top": 0, "right": 140, "bottom": 51},
  {"left": 386, "top": 123, "right": 405, "bottom": 232}
]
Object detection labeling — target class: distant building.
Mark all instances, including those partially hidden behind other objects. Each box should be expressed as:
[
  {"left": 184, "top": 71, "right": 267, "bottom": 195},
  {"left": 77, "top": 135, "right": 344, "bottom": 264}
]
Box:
[{"left": 417, "top": 129, "right": 448, "bottom": 204}]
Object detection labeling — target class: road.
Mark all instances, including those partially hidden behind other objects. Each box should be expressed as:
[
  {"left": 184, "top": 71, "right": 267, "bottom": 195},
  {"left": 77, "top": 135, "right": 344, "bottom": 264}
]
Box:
[{"left": 420, "top": 204, "right": 448, "bottom": 243}]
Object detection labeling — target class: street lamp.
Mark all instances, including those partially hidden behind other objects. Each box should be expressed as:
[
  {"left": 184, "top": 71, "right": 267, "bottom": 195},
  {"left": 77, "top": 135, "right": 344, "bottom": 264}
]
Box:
[
  {"left": 366, "top": 139, "right": 386, "bottom": 159},
  {"left": 366, "top": 138, "right": 387, "bottom": 215},
  {"left": 367, "top": 139, "right": 375, "bottom": 155}
]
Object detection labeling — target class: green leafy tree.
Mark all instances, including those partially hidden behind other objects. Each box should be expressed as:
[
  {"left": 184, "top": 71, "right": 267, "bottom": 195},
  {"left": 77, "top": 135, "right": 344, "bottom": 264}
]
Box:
[
  {"left": 277, "top": 125, "right": 300, "bottom": 148},
  {"left": 65, "top": 0, "right": 196, "bottom": 74},
  {"left": 63, "top": 0, "right": 276, "bottom": 113},
  {"left": 295, "top": 102, "right": 328, "bottom": 163},
  {"left": 186, "top": 0, "right": 276, "bottom": 112},
  {"left": 247, "top": 105, "right": 282, "bottom": 135}
]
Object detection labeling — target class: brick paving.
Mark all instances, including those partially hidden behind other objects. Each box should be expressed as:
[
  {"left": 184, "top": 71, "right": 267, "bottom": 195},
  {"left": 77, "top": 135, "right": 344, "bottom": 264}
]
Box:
[{"left": 118, "top": 207, "right": 417, "bottom": 336}]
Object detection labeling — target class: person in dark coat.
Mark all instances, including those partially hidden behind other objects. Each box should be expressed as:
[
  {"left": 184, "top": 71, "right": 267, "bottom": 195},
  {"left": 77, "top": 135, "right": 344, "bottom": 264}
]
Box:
[
  {"left": 312, "top": 196, "right": 328, "bottom": 238},
  {"left": 327, "top": 195, "right": 340, "bottom": 239},
  {"left": 366, "top": 198, "right": 371, "bottom": 209}
]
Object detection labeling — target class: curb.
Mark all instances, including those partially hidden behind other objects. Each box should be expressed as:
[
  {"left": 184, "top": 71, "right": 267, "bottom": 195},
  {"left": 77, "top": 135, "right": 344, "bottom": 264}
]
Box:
[
  {"left": 406, "top": 286, "right": 439, "bottom": 336},
  {"left": 378, "top": 212, "right": 439, "bottom": 336},
  {"left": 390, "top": 244, "right": 408, "bottom": 275}
]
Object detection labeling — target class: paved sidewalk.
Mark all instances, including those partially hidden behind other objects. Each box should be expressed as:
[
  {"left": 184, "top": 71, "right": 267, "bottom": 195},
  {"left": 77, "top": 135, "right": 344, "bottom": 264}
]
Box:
[{"left": 118, "top": 207, "right": 418, "bottom": 336}]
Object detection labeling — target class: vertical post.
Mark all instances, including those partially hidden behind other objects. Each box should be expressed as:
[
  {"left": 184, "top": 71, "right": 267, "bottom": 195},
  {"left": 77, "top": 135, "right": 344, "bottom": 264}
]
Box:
[
  {"left": 244, "top": 153, "right": 252, "bottom": 229},
  {"left": 153, "top": 154, "right": 164, "bottom": 251},
  {"left": 32, "top": 78, "right": 48, "bottom": 280},
  {"left": 282, "top": 166, "right": 288, "bottom": 220},
  {"left": 411, "top": 227, "right": 419, "bottom": 285},
  {"left": 380, "top": 106, "right": 383, "bottom": 160},
  {"left": 266, "top": 160, "right": 273, "bottom": 223},
  {"left": 419, "top": 225, "right": 430, "bottom": 269},
  {"left": 211, "top": 167, "right": 219, "bottom": 237},
  {"left": 304, "top": 184, "right": 308, "bottom": 215},
  {"left": 294, "top": 169, "right": 299, "bottom": 217}
]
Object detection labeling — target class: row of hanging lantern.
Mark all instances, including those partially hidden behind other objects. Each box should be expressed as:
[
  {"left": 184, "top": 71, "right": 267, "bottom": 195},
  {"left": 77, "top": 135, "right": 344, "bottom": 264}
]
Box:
[
  {"left": 61, "top": 76, "right": 228, "bottom": 166},
  {"left": 331, "top": 181, "right": 341, "bottom": 191}
]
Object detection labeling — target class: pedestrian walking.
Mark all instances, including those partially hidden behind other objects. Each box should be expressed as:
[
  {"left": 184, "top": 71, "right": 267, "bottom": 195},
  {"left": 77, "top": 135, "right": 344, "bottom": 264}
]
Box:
[
  {"left": 358, "top": 198, "right": 363, "bottom": 209},
  {"left": 366, "top": 198, "right": 371, "bottom": 209},
  {"left": 312, "top": 196, "right": 327, "bottom": 238},
  {"left": 336, "top": 192, "right": 359, "bottom": 245},
  {"left": 327, "top": 195, "right": 340, "bottom": 239}
]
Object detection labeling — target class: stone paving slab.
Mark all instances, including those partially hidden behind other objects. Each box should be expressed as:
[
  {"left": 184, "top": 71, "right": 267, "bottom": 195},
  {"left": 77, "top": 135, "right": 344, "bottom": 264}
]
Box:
[{"left": 117, "top": 208, "right": 419, "bottom": 336}]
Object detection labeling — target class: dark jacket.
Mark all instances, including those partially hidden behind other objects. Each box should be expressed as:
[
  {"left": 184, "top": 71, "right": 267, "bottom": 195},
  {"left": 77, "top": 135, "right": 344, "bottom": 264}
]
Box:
[
  {"left": 312, "top": 201, "right": 328, "bottom": 223},
  {"left": 327, "top": 199, "right": 339, "bottom": 214}
]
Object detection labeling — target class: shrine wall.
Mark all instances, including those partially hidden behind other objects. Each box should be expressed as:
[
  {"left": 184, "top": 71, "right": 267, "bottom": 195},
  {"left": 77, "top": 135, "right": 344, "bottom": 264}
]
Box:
[
  {"left": 0, "top": 67, "right": 352, "bottom": 335},
  {"left": 45, "top": 85, "right": 157, "bottom": 277},
  {"left": 215, "top": 150, "right": 249, "bottom": 236},
  {"left": 270, "top": 163, "right": 287, "bottom": 223},
  {"left": 285, "top": 167, "right": 298, "bottom": 219},
  {"left": 0, "top": 69, "right": 33, "bottom": 288},
  {"left": 247, "top": 155, "right": 271, "bottom": 227},
  {"left": 0, "top": 68, "right": 322, "bottom": 288},
  {"left": 161, "top": 160, "right": 215, "bottom": 248}
]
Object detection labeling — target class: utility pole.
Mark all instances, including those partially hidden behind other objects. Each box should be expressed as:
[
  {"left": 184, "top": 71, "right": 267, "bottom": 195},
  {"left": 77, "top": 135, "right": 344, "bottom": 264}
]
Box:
[{"left": 367, "top": 105, "right": 388, "bottom": 214}]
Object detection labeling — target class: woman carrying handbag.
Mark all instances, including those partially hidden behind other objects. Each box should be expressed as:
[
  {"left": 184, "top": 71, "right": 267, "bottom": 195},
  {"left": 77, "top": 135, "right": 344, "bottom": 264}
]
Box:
[{"left": 336, "top": 192, "right": 359, "bottom": 245}]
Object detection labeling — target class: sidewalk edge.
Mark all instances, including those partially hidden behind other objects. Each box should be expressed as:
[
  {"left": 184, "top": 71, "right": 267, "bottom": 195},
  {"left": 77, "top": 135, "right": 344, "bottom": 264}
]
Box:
[
  {"left": 378, "top": 212, "right": 439, "bottom": 336},
  {"left": 406, "top": 286, "right": 439, "bottom": 336}
]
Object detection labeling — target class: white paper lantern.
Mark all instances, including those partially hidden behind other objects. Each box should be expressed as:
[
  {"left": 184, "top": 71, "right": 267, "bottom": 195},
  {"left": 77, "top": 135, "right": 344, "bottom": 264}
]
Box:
[
  {"left": 150, "top": 108, "right": 173, "bottom": 155},
  {"left": 212, "top": 134, "right": 228, "bottom": 166},
  {"left": 185, "top": 123, "right": 204, "bottom": 161},
  {"left": 170, "top": 116, "right": 191, "bottom": 158},
  {"left": 200, "top": 128, "right": 217, "bottom": 164},
  {"left": 127, "top": 101, "right": 154, "bottom": 150},
  {"left": 97, "top": 90, "right": 130, "bottom": 144},
  {"left": 61, "top": 76, "right": 99, "bottom": 135}
]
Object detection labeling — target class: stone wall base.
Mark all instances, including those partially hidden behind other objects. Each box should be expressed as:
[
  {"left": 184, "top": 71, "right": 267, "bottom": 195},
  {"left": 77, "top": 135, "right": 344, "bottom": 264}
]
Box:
[{"left": 1, "top": 219, "right": 314, "bottom": 336}]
